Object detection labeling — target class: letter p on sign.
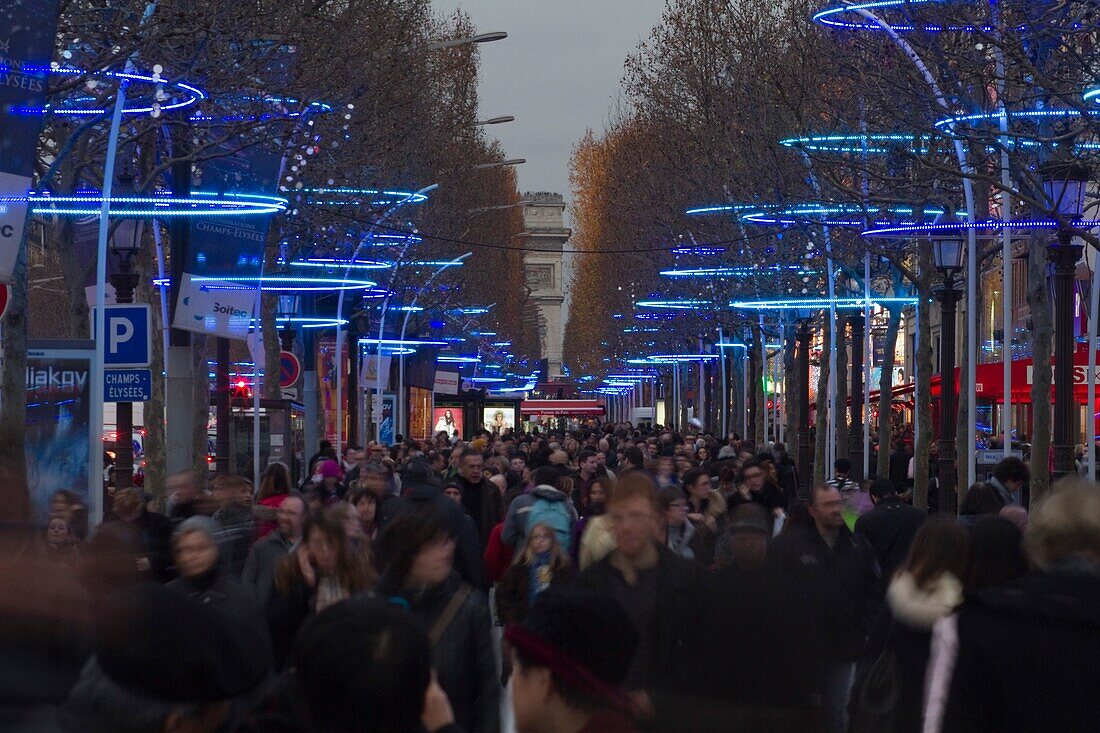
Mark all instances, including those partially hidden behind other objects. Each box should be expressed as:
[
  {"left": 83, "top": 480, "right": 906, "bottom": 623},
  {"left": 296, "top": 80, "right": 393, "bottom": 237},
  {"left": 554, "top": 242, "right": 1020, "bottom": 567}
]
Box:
[{"left": 100, "top": 304, "right": 152, "bottom": 368}]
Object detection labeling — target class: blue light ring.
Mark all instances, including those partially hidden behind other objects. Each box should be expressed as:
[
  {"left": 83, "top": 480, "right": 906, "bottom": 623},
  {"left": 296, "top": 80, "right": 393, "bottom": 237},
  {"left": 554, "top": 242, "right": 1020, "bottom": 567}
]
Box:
[
  {"left": 729, "top": 296, "right": 920, "bottom": 309},
  {"left": 741, "top": 203, "right": 945, "bottom": 227},
  {"left": 8, "top": 66, "right": 206, "bottom": 116},
  {"left": 861, "top": 219, "right": 1100, "bottom": 238},
  {"left": 811, "top": 0, "right": 997, "bottom": 33},
  {"left": 779, "top": 132, "right": 932, "bottom": 155},
  {"left": 934, "top": 107, "right": 1100, "bottom": 133},
  {"left": 11, "top": 191, "right": 286, "bottom": 217}
]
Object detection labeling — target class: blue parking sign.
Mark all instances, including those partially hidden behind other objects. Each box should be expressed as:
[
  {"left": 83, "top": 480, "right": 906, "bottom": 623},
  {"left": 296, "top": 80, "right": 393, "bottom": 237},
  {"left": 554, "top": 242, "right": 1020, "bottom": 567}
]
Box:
[{"left": 94, "top": 305, "right": 152, "bottom": 368}]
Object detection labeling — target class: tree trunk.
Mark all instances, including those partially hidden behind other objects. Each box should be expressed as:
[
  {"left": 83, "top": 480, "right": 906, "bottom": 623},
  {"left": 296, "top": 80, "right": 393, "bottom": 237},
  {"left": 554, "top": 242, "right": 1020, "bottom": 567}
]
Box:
[
  {"left": 876, "top": 307, "right": 903, "bottom": 477},
  {"left": 137, "top": 235, "right": 167, "bottom": 509},
  {"left": 785, "top": 335, "right": 798, "bottom": 458},
  {"left": 262, "top": 292, "right": 281, "bottom": 400},
  {"left": 55, "top": 218, "right": 93, "bottom": 339},
  {"left": 914, "top": 244, "right": 934, "bottom": 510},
  {"left": 836, "top": 313, "right": 849, "bottom": 463},
  {"left": 956, "top": 278, "right": 976, "bottom": 497},
  {"left": 1027, "top": 232, "right": 1053, "bottom": 506},
  {"left": 191, "top": 334, "right": 211, "bottom": 482},
  {"left": 0, "top": 239, "right": 31, "bottom": 522},
  {"left": 814, "top": 318, "right": 831, "bottom": 486},
  {"left": 749, "top": 323, "right": 763, "bottom": 445}
]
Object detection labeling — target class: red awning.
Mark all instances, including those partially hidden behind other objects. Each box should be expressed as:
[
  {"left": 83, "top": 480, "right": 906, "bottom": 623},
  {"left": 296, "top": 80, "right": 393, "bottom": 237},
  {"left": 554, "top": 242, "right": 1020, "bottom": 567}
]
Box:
[{"left": 520, "top": 400, "right": 606, "bottom": 417}]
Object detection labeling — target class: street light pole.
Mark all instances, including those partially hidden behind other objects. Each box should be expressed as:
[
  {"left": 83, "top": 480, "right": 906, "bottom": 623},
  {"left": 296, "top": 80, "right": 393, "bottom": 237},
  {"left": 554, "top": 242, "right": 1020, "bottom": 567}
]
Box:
[
  {"left": 796, "top": 311, "right": 814, "bottom": 499},
  {"left": 848, "top": 314, "right": 865, "bottom": 484},
  {"left": 1051, "top": 235, "right": 1083, "bottom": 482},
  {"left": 1042, "top": 161, "right": 1090, "bottom": 482},
  {"left": 935, "top": 274, "right": 961, "bottom": 515}
]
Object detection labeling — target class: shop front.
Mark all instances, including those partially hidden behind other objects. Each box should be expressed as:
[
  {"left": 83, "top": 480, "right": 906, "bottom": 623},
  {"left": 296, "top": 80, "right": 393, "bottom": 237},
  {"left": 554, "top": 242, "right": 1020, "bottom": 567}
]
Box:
[{"left": 519, "top": 399, "right": 606, "bottom": 432}]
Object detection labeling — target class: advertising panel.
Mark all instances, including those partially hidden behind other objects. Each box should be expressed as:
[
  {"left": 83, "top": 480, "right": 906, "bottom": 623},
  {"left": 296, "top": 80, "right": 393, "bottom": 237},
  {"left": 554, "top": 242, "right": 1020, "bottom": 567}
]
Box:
[
  {"left": 432, "top": 406, "right": 463, "bottom": 440},
  {"left": 483, "top": 406, "right": 515, "bottom": 436},
  {"left": 26, "top": 345, "right": 94, "bottom": 522}
]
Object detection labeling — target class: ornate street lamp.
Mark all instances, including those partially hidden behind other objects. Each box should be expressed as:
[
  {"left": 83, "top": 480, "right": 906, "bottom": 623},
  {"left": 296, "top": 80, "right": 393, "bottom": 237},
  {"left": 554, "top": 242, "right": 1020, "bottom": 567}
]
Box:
[
  {"left": 108, "top": 213, "right": 145, "bottom": 491},
  {"left": 1042, "top": 159, "right": 1090, "bottom": 481},
  {"left": 277, "top": 294, "right": 301, "bottom": 352},
  {"left": 794, "top": 307, "right": 816, "bottom": 498},
  {"left": 933, "top": 234, "right": 964, "bottom": 514}
]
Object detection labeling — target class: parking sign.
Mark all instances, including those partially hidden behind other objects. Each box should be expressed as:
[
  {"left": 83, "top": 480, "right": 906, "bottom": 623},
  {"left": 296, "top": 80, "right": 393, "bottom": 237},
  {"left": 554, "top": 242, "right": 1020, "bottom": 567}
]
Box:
[{"left": 94, "top": 305, "right": 152, "bottom": 368}]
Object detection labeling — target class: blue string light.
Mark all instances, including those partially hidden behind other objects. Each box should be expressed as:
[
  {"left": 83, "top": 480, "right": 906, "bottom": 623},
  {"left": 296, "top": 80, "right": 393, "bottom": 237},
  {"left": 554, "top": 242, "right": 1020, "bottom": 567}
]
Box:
[
  {"left": 730, "top": 296, "right": 920, "bottom": 309},
  {"left": 288, "top": 257, "right": 392, "bottom": 270},
  {"left": 190, "top": 96, "right": 332, "bottom": 123},
  {"left": 812, "top": 0, "right": 997, "bottom": 33},
  {"left": 742, "top": 203, "right": 945, "bottom": 227},
  {"left": 358, "top": 337, "right": 450, "bottom": 347},
  {"left": 190, "top": 275, "right": 384, "bottom": 293},
  {"left": 660, "top": 264, "right": 818, "bottom": 277},
  {"left": 779, "top": 132, "right": 932, "bottom": 155},
  {"left": 935, "top": 107, "right": 1100, "bottom": 133},
  {"left": 669, "top": 246, "right": 727, "bottom": 256},
  {"left": 6, "top": 65, "right": 206, "bottom": 116},
  {"left": 684, "top": 203, "right": 769, "bottom": 216},
  {"left": 254, "top": 316, "right": 349, "bottom": 329},
  {"left": 862, "top": 219, "right": 1100, "bottom": 238},
  {"left": 635, "top": 299, "right": 713, "bottom": 309},
  {"left": 2, "top": 190, "right": 287, "bottom": 217},
  {"left": 294, "top": 187, "right": 429, "bottom": 206}
]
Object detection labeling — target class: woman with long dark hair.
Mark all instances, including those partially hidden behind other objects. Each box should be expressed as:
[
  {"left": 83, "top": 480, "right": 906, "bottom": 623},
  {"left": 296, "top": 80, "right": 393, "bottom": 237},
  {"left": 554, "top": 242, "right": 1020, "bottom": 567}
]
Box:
[
  {"left": 254, "top": 462, "right": 294, "bottom": 540},
  {"left": 376, "top": 511, "right": 499, "bottom": 733},
  {"left": 851, "top": 519, "right": 968, "bottom": 733},
  {"left": 268, "top": 508, "right": 375, "bottom": 666}
]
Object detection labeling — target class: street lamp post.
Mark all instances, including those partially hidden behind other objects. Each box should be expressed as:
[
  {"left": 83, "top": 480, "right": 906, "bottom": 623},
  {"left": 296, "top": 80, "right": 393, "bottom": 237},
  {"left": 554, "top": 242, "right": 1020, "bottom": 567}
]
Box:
[
  {"left": 795, "top": 308, "right": 815, "bottom": 498},
  {"left": 934, "top": 236, "right": 964, "bottom": 514},
  {"left": 109, "top": 215, "right": 144, "bottom": 491},
  {"left": 1043, "top": 161, "right": 1090, "bottom": 482},
  {"left": 848, "top": 313, "right": 865, "bottom": 484}
]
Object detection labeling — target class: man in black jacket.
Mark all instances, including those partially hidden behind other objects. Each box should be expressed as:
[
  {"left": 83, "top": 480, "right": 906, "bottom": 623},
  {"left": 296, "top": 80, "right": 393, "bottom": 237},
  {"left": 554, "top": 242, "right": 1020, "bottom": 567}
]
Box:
[
  {"left": 769, "top": 484, "right": 880, "bottom": 733},
  {"left": 455, "top": 448, "right": 504, "bottom": 550},
  {"left": 575, "top": 472, "right": 700, "bottom": 706},
  {"left": 854, "top": 477, "right": 926, "bottom": 583}
]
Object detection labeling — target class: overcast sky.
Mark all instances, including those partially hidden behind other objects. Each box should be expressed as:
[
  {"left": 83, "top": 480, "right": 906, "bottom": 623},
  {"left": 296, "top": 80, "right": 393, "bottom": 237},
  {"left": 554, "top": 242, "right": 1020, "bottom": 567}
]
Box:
[{"left": 432, "top": 1, "right": 667, "bottom": 220}]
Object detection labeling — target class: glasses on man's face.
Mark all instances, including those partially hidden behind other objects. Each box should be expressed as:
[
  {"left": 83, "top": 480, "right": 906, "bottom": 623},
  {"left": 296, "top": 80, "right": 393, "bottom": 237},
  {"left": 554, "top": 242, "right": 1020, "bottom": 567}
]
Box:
[
  {"left": 667, "top": 502, "right": 688, "bottom": 511},
  {"left": 743, "top": 471, "right": 763, "bottom": 481}
]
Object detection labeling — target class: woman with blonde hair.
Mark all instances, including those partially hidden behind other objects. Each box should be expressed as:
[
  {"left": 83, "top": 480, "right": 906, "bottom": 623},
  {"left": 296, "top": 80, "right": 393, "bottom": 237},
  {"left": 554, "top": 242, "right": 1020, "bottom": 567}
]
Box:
[{"left": 496, "top": 522, "right": 575, "bottom": 626}]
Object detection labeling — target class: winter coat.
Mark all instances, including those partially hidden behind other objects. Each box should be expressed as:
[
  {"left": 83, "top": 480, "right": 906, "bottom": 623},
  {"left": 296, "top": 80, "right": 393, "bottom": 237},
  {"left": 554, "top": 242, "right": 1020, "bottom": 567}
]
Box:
[
  {"left": 456, "top": 475, "right": 505, "bottom": 551},
  {"left": 98, "top": 509, "right": 174, "bottom": 582},
  {"left": 664, "top": 520, "right": 706, "bottom": 562},
  {"left": 167, "top": 566, "right": 264, "bottom": 627},
  {"left": 936, "top": 562, "right": 1100, "bottom": 733},
  {"left": 854, "top": 497, "right": 927, "bottom": 584},
  {"left": 242, "top": 531, "right": 296, "bottom": 609},
  {"left": 578, "top": 514, "right": 616, "bottom": 571},
  {"left": 399, "top": 572, "right": 499, "bottom": 733},
  {"left": 660, "top": 565, "right": 820, "bottom": 732},
  {"left": 576, "top": 543, "right": 701, "bottom": 693},
  {"left": 768, "top": 524, "right": 881, "bottom": 661},
  {"left": 851, "top": 572, "right": 961, "bottom": 733},
  {"left": 384, "top": 481, "right": 488, "bottom": 591},
  {"left": 495, "top": 558, "right": 574, "bottom": 624},
  {"left": 483, "top": 523, "right": 514, "bottom": 584},
  {"left": 501, "top": 485, "right": 578, "bottom": 548}
]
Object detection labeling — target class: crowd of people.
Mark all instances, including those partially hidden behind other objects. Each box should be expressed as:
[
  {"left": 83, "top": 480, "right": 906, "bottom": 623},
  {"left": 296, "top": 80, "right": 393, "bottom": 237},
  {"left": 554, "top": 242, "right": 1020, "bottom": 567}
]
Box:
[{"left": 3, "top": 423, "right": 1100, "bottom": 732}]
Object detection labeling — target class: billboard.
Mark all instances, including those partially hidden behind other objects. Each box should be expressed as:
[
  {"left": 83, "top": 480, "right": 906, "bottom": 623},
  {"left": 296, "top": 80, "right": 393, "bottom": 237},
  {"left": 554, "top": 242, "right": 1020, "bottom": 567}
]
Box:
[
  {"left": 25, "top": 344, "right": 95, "bottom": 523},
  {"left": 432, "top": 406, "right": 463, "bottom": 440},
  {"left": 483, "top": 406, "right": 515, "bottom": 436}
]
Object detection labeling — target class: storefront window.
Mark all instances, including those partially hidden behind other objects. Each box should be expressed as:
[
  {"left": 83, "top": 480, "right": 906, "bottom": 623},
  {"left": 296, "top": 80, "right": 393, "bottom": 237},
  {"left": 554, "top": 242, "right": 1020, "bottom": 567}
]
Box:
[{"left": 408, "top": 387, "right": 431, "bottom": 441}]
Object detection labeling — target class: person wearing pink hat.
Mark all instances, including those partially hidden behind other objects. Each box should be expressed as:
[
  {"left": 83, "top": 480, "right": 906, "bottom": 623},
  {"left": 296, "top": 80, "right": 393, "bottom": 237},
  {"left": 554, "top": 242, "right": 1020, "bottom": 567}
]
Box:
[{"left": 318, "top": 460, "right": 346, "bottom": 505}]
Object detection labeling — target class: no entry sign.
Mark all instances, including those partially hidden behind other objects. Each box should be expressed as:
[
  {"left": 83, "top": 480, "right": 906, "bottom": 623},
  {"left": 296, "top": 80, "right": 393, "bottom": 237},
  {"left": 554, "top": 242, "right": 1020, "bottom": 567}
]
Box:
[{"left": 279, "top": 350, "right": 301, "bottom": 389}]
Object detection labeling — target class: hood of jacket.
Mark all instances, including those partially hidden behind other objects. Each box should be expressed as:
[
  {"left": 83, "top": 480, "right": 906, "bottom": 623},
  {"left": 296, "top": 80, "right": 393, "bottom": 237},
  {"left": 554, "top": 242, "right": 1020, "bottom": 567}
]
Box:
[
  {"left": 887, "top": 571, "right": 962, "bottom": 630},
  {"left": 530, "top": 485, "right": 569, "bottom": 502}
]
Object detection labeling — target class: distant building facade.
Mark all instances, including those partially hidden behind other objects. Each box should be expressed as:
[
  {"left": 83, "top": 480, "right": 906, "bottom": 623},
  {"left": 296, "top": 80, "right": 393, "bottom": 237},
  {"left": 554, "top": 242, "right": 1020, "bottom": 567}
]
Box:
[{"left": 521, "top": 192, "right": 570, "bottom": 379}]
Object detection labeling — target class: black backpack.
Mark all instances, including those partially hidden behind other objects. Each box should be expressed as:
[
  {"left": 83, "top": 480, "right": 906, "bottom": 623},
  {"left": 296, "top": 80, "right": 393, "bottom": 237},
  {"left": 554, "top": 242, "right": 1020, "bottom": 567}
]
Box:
[{"left": 851, "top": 625, "right": 900, "bottom": 733}]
